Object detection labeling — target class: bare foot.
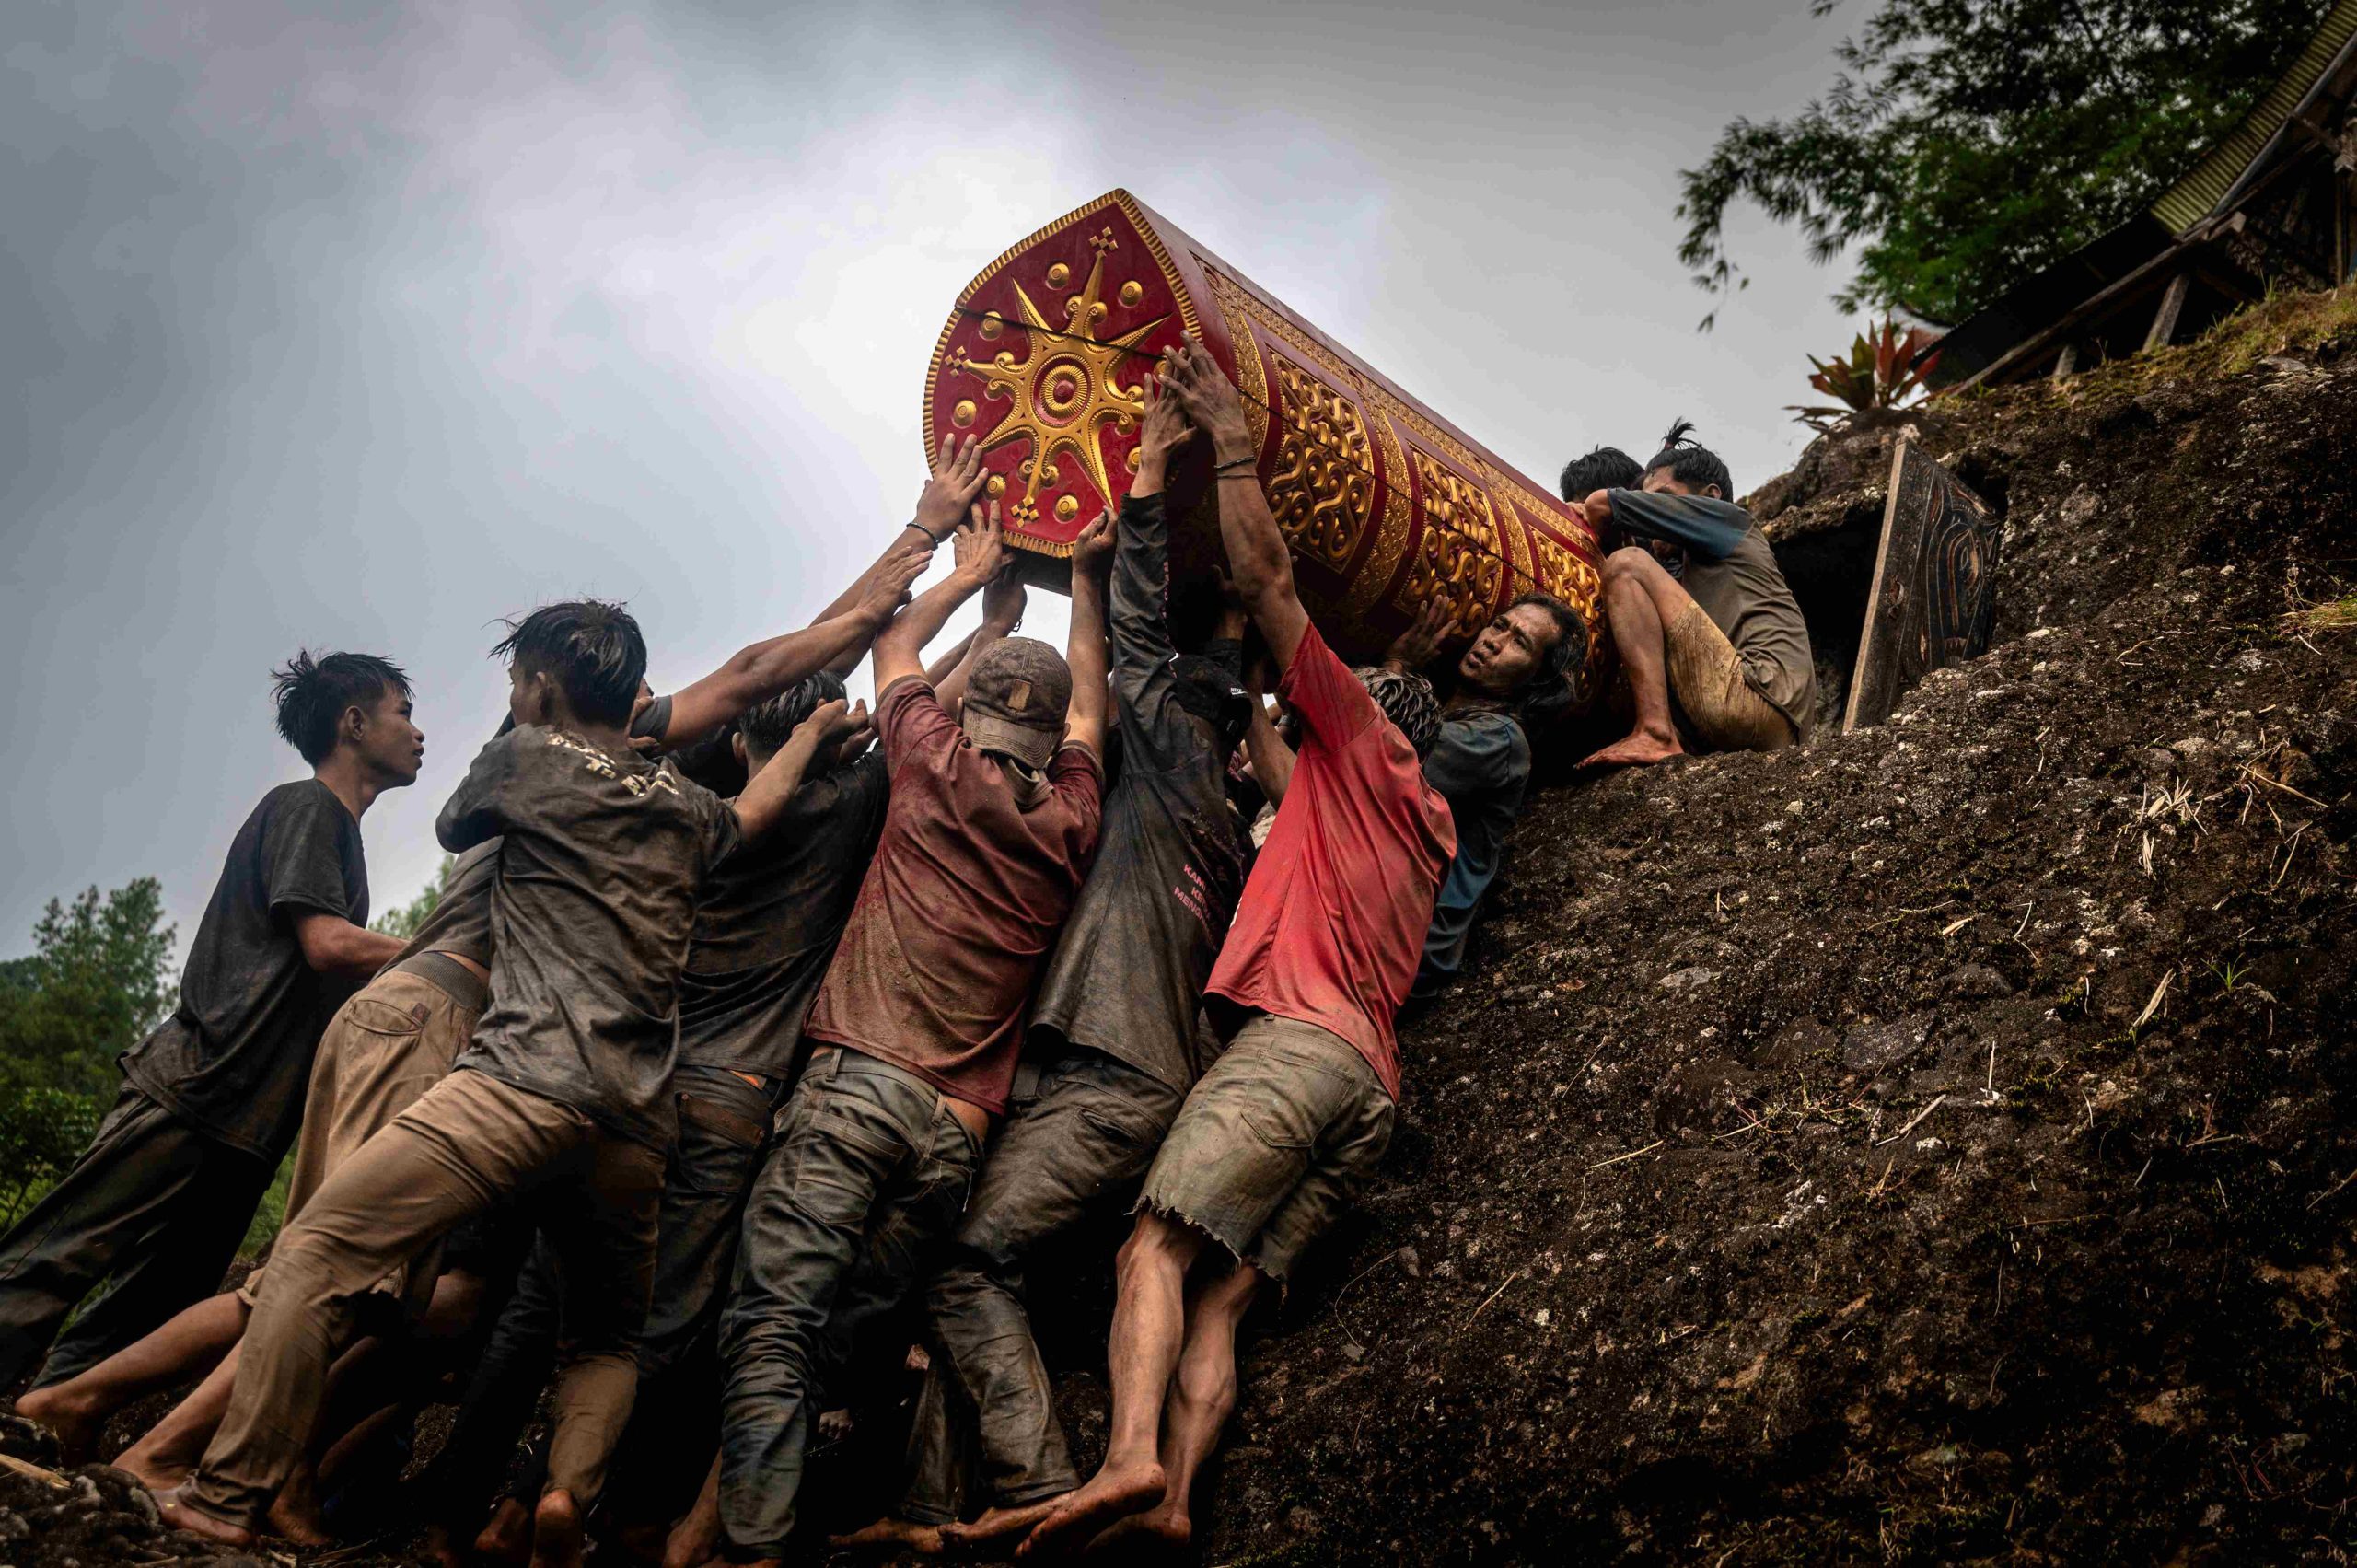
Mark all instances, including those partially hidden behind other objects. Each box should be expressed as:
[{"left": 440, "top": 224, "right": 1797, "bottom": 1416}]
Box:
[
  {"left": 112, "top": 1441, "right": 194, "bottom": 1494},
  {"left": 153, "top": 1486, "right": 256, "bottom": 1550},
  {"left": 528, "top": 1488, "right": 586, "bottom": 1568},
  {"left": 13, "top": 1384, "right": 103, "bottom": 1464},
  {"left": 1086, "top": 1502, "right": 1190, "bottom": 1558},
  {"left": 939, "top": 1496, "right": 1066, "bottom": 1553},
  {"left": 830, "top": 1516, "right": 945, "bottom": 1557},
  {"left": 660, "top": 1472, "right": 722, "bottom": 1568},
  {"left": 474, "top": 1495, "right": 535, "bottom": 1567},
  {"left": 1015, "top": 1463, "right": 1166, "bottom": 1559},
  {"left": 266, "top": 1484, "right": 335, "bottom": 1548},
  {"left": 1580, "top": 726, "right": 1684, "bottom": 769}
]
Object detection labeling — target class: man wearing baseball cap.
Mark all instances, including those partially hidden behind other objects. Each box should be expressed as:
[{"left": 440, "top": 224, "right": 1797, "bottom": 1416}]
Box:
[{"left": 707, "top": 500, "right": 1109, "bottom": 1568}]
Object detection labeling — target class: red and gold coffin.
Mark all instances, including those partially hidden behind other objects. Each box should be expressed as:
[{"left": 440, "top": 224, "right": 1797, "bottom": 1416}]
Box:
[{"left": 923, "top": 189, "right": 1604, "bottom": 666}]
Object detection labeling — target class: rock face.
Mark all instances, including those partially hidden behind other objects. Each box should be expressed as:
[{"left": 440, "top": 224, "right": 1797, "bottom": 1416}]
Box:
[{"left": 1171, "top": 312, "right": 2357, "bottom": 1563}]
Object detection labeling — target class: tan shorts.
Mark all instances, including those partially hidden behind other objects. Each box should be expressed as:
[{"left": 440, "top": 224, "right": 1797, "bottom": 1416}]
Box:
[
  {"left": 1137, "top": 1015, "right": 1392, "bottom": 1282},
  {"left": 238, "top": 957, "right": 482, "bottom": 1315},
  {"left": 1664, "top": 603, "right": 1797, "bottom": 753}
]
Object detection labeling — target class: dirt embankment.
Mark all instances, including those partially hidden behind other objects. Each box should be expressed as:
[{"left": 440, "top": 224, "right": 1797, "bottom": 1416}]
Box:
[{"left": 1184, "top": 294, "right": 2357, "bottom": 1564}]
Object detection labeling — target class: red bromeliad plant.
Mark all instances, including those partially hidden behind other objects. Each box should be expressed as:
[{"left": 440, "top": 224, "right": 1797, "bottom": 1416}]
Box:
[{"left": 1788, "top": 319, "right": 1943, "bottom": 432}]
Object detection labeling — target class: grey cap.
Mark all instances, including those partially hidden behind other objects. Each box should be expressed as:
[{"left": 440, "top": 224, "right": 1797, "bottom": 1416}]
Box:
[{"left": 962, "top": 636, "right": 1072, "bottom": 771}]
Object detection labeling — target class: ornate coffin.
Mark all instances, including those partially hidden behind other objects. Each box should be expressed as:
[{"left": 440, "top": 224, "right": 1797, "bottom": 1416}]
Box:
[{"left": 922, "top": 190, "right": 1604, "bottom": 667}]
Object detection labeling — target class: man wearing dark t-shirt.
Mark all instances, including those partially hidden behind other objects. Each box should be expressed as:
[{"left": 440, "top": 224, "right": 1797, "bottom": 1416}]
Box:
[
  {"left": 159, "top": 591, "right": 893, "bottom": 1560},
  {"left": 844, "top": 374, "right": 1253, "bottom": 1558},
  {"left": 1021, "top": 340, "right": 1456, "bottom": 1557},
  {"left": 0, "top": 652, "right": 419, "bottom": 1393},
  {"left": 713, "top": 500, "right": 1109, "bottom": 1567}
]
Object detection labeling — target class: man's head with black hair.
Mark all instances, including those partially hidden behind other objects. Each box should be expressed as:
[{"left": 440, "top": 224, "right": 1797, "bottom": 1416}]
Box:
[
  {"left": 493, "top": 600, "right": 647, "bottom": 732},
  {"left": 1642, "top": 418, "right": 1734, "bottom": 501},
  {"left": 1457, "top": 593, "right": 1586, "bottom": 729},
  {"left": 1559, "top": 446, "right": 1642, "bottom": 503},
  {"left": 1352, "top": 667, "right": 1443, "bottom": 761},
  {"left": 737, "top": 670, "right": 849, "bottom": 768},
  {"left": 271, "top": 650, "right": 422, "bottom": 785}
]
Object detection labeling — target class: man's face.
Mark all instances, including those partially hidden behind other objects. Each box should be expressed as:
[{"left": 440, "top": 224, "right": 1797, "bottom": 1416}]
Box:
[
  {"left": 1457, "top": 603, "right": 1560, "bottom": 695},
  {"left": 355, "top": 686, "right": 424, "bottom": 787}
]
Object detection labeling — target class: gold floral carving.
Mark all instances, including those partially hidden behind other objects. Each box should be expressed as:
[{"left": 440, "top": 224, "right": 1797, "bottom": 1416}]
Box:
[
  {"left": 1525, "top": 527, "right": 1603, "bottom": 621},
  {"left": 1266, "top": 353, "right": 1372, "bottom": 570},
  {"left": 1198, "top": 265, "right": 1408, "bottom": 621},
  {"left": 1404, "top": 454, "right": 1504, "bottom": 636}
]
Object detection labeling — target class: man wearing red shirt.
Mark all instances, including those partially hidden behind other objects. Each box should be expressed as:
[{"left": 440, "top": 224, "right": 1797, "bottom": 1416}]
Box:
[{"left": 1020, "top": 340, "right": 1455, "bottom": 1557}]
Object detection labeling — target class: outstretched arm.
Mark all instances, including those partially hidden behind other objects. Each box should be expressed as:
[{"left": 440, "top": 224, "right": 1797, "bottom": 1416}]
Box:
[
  {"left": 648, "top": 551, "right": 925, "bottom": 747},
  {"left": 872, "top": 503, "right": 1009, "bottom": 692},
  {"left": 1161, "top": 339, "right": 1309, "bottom": 668},
  {"left": 292, "top": 912, "right": 404, "bottom": 981},
  {"left": 935, "top": 565, "right": 1026, "bottom": 720},
  {"left": 810, "top": 436, "right": 989, "bottom": 676},
  {"left": 731, "top": 697, "right": 868, "bottom": 842},
  {"left": 1063, "top": 511, "right": 1113, "bottom": 755}
]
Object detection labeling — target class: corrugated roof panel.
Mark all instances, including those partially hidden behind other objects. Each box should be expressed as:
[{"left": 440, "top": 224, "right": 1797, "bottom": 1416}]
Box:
[{"left": 2151, "top": 0, "right": 2357, "bottom": 234}]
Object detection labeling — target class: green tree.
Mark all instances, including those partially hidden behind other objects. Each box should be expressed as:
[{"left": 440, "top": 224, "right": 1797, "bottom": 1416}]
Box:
[
  {"left": 0, "top": 879, "right": 178, "bottom": 1222},
  {"left": 371, "top": 855, "right": 458, "bottom": 940},
  {"left": 1677, "top": 0, "right": 2323, "bottom": 328},
  {"left": 0, "top": 879, "right": 178, "bottom": 1100}
]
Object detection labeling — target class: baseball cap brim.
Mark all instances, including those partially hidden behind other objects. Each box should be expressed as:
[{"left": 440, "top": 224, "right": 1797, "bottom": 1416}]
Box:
[{"left": 963, "top": 710, "right": 1059, "bottom": 772}]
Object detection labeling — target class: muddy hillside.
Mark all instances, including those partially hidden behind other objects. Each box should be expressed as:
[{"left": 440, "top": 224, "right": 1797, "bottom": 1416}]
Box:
[{"left": 1177, "top": 292, "right": 2357, "bottom": 1564}]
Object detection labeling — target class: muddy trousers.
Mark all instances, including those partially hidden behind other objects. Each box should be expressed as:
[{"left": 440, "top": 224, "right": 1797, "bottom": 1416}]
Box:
[
  {"left": 0, "top": 1083, "right": 273, "bottom": 1389},
  {"left": 715, "top": 1050, "right": 980, "bottom": 1558},
  {"left": 182, "top": 1068, "right": 663, "bottom": 1530},
  {"left": 900, "top": 1049, "right": 1182, "bottom": 1524}
]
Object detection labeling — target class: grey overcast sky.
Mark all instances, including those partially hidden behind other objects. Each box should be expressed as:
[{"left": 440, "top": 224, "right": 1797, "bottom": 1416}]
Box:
[{"left": 4, "top": 0, "right": 1863, "bottom": 947}]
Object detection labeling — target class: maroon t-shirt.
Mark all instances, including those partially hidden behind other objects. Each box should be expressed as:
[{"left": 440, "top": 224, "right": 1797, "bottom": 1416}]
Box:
[{"left": 803, "top": 676, "right": 1103, "bottom": 1114}]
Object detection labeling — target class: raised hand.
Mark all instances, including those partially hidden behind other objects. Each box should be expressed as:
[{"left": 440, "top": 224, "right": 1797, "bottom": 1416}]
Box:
[
  {"left": 951, "top": 499, "right": 1010, "bottom": 587},
  {"left": 1132, "top": 371, "right": 1194, "bottom": 491},
  {"left": 1384, "top": 598, "right": 1451, "bottom": 675},
  {"left": 795, "top": 696, "right": 869, "bottom": 748},
  {"left": 1070, "top": 509, "right": 1115, "bottom": 576},
  {"left": 981, "top": 558, "right": 1028, "bottom": 633},
  {"left": 915, "top": 434, "right": 990, "bottom": 542},
  {"left": 1161, "top": 338, "right": 1254, "bottom": 461},
  {"left": 857, "top": 546, "right": 930, "bottom": 625}
]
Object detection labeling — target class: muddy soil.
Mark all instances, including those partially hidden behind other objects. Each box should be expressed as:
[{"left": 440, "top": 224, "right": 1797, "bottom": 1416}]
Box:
[{"left": 7, "top": 299, "right": 2354, "bottom": 1567}]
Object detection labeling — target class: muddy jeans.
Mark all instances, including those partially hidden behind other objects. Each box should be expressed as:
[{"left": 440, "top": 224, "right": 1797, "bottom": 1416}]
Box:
[
  {"left": 603, "top": 1065, "right": 772, "bottom": 1524},
  {"left": 0, "top": 1083, "right": 273, "bottom": 1389},
  {"left": 183, "top": 1068, "right": 663, "bottom": 1530},
  {"left": 900, "top": 1049, "right": 1182, "bottom": 1524},
  {"left": 716, "top": 1048, "right": 981, "bottom": 1558}
]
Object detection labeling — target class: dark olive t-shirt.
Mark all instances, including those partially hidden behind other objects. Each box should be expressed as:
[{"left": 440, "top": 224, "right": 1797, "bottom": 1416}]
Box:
[
  {"left": 122, "top": 779, "right": 369, "bottom": 1160},
  {"left": 1028, "top": 492, "right": 1246, "bottom": 1094},
  {"left": 803, "top": 678, "right": 1103, "bottom": 1115},
  {"left": 437, "top": 726, "right": 740, "bottom": 1150},
  {"left": 676, "top": 750, "right": 890, "bottom": 1084}
]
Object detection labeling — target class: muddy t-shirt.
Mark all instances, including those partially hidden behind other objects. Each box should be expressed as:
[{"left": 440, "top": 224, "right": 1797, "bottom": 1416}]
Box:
[
  {"left": 1028, "top": 492, "right": 1247, "bottom": 1093},
  {"left": 122, "top": 780, "right": 369, "bottom": 1160},
  {"left": 676, "top": 749, "right": 890, "bottom": 1085},
  {"left": 437, "top": 726, "right": 740, "bottom": 1150},
  {"left": 803, "top": 678, "right": 1103, "bottom": 1115},
  {"left": 388, "top": 839, "right": 502, "bottom": 971},
  {"left": 1415, "top": 710, "right": 1532, "bottom": 995},
  {"left": 1206, "top": 626, "right": 1455, "bottom": 1102},
  {"left": 1605, "top": 490, "right": 1818, "bottom": 738}
]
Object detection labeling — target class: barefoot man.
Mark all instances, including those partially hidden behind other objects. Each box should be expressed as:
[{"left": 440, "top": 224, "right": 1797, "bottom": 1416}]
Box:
[
  {"left": 1575, "top": 420, "right": 1817, "bottom": 767},
  {"left": 1015, "top": 338, "right": 1455, "bottom": 1557}
]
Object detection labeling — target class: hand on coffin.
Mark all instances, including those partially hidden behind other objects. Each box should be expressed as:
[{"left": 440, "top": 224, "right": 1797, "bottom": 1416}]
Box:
[
  {"left": 1070, "top": 508, "right": 1116, "bottom": 577},
  {"left": 1161, "top": 339, "right": 1255, "bottom": 462},
  {"left": 1383, "top": 598, "right": 1451, "bottom": 676},
  {"left": 915, "top": 434, "right": 989, "bottom": 542},
  {"left": 950, "top": 500, "right": 1010, "bottom": 590},
  {"left": 1131, "top": 372, "right": 1195, "bottom": 494}
]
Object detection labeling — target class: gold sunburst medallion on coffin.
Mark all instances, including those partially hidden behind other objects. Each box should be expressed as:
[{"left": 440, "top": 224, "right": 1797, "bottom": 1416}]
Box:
[{"left": 923, "top": 196, "right": 1199, "bottom": 557}]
